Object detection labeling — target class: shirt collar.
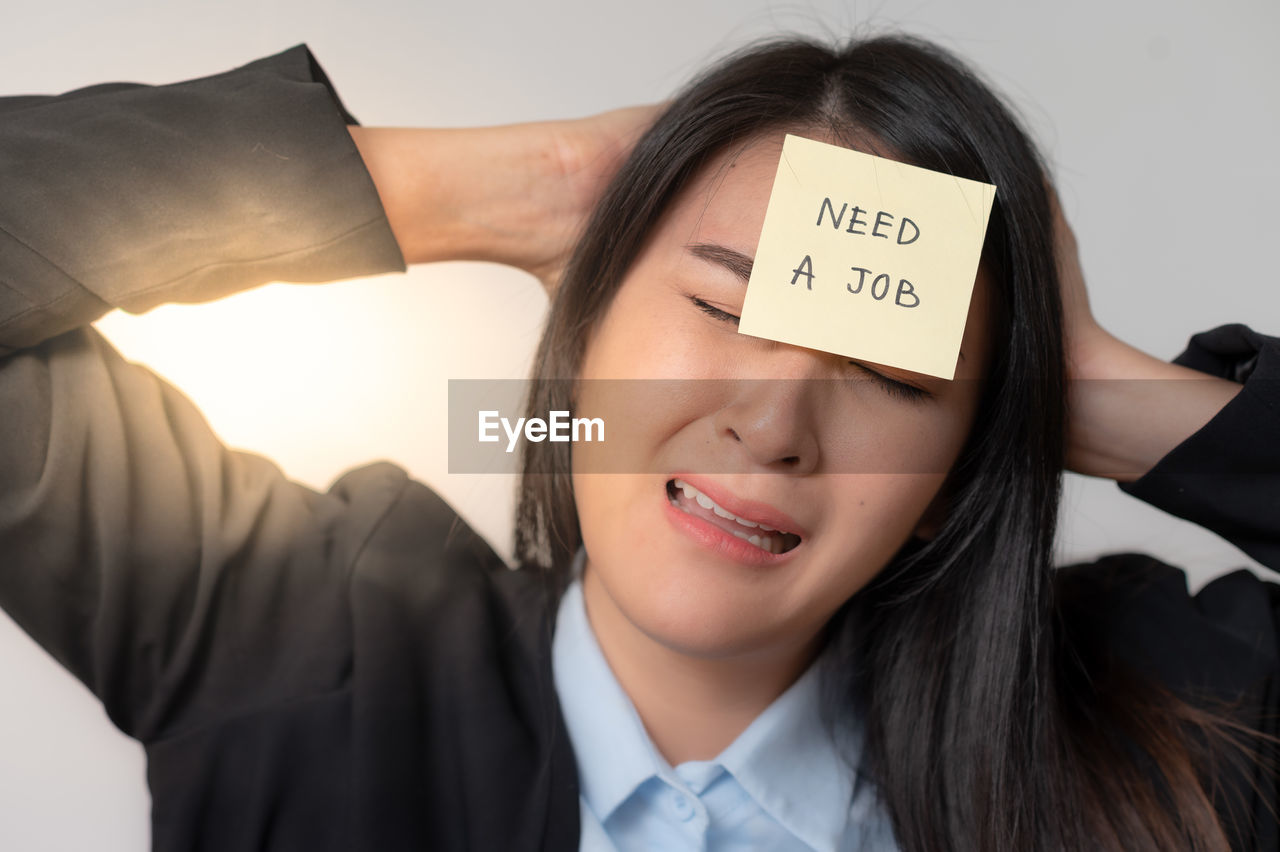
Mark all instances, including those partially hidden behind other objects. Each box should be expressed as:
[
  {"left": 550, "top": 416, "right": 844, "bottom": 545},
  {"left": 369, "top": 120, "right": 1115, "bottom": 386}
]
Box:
[
  {"left": 715, "top": 652, "right": 857, "bottom": 852},
  {"left": 552, "top": 552, "right": 672, "bottom": 822},
  {"left": 551, "top": 549, "right": 864, "bottom": 852}
]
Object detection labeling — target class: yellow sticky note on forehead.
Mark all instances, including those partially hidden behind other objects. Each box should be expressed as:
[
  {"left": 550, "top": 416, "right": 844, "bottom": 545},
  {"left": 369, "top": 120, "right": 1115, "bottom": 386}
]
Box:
[{"left": 738, "top": 134, "right": 996, "bottom": 380}]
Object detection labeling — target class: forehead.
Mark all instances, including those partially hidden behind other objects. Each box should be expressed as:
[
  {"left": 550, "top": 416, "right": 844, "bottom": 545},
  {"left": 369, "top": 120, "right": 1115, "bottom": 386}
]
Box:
[
  {"left": 638, "top": 132, "right": 993, "bottom": 380},
  {"left": 656, "top": 134, "right": 789, "bottom": 257}
]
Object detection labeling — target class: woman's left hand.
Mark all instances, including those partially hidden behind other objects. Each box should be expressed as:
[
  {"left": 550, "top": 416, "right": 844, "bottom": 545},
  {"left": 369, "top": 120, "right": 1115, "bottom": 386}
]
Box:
[
  {"left": 1050, "top": 187, "right": 1112, "bottom": 383},
  {"left": 1051, "top": 187, "right": 1243, "bottom": 481}
]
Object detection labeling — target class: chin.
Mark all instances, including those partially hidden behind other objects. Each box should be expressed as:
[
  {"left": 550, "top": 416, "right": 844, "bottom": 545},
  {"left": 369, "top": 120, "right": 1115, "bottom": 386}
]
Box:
[{"left": 589, "top": 540, "right": 801, "bottom": 658}]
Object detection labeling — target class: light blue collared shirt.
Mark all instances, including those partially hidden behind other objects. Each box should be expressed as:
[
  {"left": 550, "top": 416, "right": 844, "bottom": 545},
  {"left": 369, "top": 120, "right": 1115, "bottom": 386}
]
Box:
[{"left": 551, "top": 552, "right": 898, "bottom": 852}]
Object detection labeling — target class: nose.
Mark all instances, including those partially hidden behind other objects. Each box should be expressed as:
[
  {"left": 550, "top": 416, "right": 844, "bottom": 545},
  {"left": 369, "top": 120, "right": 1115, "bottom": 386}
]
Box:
[{"left": 711, "top": 350, "right": 824, "bottom": 474}]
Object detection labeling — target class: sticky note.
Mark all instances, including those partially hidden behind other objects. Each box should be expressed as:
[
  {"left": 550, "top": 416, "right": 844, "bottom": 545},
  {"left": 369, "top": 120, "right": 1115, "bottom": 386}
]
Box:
[{"left": 737, "top": 134, "right": 996, "bottom": 380}]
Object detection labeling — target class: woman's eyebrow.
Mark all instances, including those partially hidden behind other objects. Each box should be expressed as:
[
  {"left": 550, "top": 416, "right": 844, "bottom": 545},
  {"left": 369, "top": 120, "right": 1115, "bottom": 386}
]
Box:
[{"left": 687, "top": 242, "right": 754, "bottom": 284}]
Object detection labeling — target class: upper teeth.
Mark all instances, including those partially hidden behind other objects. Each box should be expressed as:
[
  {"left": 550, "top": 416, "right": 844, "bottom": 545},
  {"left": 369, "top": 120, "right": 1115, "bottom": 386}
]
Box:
[{"left": 674, "top": 479, "right": 777, "bottom": 532}]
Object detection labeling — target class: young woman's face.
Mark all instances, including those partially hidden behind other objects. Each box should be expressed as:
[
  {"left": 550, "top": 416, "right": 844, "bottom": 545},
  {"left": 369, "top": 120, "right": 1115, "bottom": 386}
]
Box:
[{"left": 571, "top": 133, "right": 991, "bottom": 663}]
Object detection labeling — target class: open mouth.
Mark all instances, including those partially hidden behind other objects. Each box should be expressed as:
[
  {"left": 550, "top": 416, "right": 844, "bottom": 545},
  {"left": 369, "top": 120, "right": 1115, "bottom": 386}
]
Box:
[{"left": 666, "top": 478, "right": 803, "bottom": 555}]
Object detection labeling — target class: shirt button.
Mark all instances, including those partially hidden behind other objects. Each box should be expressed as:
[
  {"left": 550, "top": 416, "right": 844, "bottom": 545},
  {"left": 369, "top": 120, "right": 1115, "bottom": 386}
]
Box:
[{"left": 671, "top": 791, "right": 695, "bottom": 821}]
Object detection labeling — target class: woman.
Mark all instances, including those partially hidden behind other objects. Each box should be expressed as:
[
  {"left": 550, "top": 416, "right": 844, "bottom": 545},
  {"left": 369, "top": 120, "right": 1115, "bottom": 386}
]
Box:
[
  {"left": 0, "top": 35, "right": 1275, "bottom": 852},
  {"left": 509, "top": 37, "right": 1276, "bottom": 850}
]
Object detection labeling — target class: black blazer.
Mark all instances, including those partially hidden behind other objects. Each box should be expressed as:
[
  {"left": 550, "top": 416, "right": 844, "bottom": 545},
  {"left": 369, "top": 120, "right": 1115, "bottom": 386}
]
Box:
[{"left": 0, "top": 45, "right": 1276, "bottom": 851}]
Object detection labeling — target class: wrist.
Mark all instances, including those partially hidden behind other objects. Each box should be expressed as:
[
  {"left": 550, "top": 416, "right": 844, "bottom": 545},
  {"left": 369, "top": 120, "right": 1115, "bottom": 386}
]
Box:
[
  {"left": 1065, "top": 330, "right": 1243, "bottom": 481},
  {"left": 349, "top": 125, "right": 560, "bottom": 268},
  {"left": 1065, "top": 322, "right": 1127, "bottom": 382}
]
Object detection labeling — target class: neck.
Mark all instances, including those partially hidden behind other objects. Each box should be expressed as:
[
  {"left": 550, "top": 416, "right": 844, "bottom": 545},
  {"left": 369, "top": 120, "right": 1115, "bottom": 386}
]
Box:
[{"left": 580, "top": 563, "right": 823, "bottom": 766}]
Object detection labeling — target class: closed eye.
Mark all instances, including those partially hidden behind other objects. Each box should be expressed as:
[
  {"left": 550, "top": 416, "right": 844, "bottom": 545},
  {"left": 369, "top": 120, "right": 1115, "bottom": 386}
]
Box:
[
  {"left": 690, "top": 296, "right": 740, "bottom": 325},
  {"left": 692, "top": 295, "right": 930, "bottom": 402},
  {"left": 848, "top": 362, "right": 930, "bottom": 402}
]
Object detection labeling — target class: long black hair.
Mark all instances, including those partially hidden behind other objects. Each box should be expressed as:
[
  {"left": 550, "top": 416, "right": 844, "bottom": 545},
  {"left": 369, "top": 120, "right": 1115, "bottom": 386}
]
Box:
[{"left": 517, "top": 34, "right": 1251, "bottom": 850}]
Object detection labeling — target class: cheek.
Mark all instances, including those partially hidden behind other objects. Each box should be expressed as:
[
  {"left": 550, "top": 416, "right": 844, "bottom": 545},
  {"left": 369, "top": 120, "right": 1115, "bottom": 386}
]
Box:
[
  {"left": 799, "top": 472, "right": 946, "bottom": 587},
  {"left": 570, "top": 472, "right": 632, "bottom": 558},
  {"left": 816, "top": 401, "right": 968, "bottom": 476},
  {"left": 572, "top": 378, "right": 728, "bottom": 477},
  {"left": 578, "top": 276, "right": 666, "bottom": 381},
  {"left": 579, "top": 258, "right": 742, "bottom": 386},
  {"left": 573, "top": 276, "right": 736, "bottom": 476}
]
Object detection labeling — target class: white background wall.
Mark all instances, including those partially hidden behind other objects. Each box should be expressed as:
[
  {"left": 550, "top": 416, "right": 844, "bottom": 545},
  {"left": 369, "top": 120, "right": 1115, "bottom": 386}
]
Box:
[{"left": 1, "top": 1, "right": 1276, "bottom": 848}]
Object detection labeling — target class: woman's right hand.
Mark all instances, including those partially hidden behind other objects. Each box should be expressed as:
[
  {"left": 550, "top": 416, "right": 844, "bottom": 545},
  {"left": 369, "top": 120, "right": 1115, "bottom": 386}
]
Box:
[{"left": 349, "top": 105, "right": 659, "bottom": 293}]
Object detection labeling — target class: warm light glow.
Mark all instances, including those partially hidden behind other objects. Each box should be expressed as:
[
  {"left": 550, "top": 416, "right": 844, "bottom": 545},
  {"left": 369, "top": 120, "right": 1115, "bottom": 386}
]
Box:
[{"left": 92, "top": 263, "right": 549, "bottom": 562}]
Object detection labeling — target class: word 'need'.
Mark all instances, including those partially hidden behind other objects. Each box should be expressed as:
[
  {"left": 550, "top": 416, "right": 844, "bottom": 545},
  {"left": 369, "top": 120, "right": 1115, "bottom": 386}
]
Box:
[
  {"left": 785, "top": 198, "right": 922, "bottom": 308},
  {"left": 478, "top": 410, "right": 605, "bottom": 453},
  {"left": 816, "top": 199, "right": 920, "bottom": 244}
]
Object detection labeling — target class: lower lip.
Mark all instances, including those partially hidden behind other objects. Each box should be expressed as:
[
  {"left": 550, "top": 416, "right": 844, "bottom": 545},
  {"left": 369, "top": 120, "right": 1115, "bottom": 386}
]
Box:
[{"left": 663, "top": 500, "right": 798, "bottom": 567}]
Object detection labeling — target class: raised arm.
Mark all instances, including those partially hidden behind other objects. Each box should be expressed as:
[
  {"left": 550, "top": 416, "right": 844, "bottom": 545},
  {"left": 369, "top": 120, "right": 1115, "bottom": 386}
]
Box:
[
  {"left": 0, "top": 46, "right": 414, "bottom": 742},
  {"left": 0, "top": 46, "right": 653, "bottom": 343},
  {"left": 349, "top": 104, "right": 655, "bottom": 288},
  {"left": 1055, "top": 193, "right": 1279, "bottom": 571},
  {"left": 0, "top": 45, "right": 405, "bottom": 352},
  {"left": 0, "top": 46, "right": 651, "bottom": 744}
]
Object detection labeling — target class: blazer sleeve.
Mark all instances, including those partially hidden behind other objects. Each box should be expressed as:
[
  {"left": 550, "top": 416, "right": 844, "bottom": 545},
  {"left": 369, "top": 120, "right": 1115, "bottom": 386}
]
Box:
[
  {"left": 1119, "top": 324, "right": 1280, "bottom": 572},
  {"left": 0, "top": 43, "right": 403, "bottom": 351},
  {"left": 0, "top": 46, "right": 408, "bottom": 743},
  {"left": 1072, "top": 327, "right": 1280, "bottom": 851}
]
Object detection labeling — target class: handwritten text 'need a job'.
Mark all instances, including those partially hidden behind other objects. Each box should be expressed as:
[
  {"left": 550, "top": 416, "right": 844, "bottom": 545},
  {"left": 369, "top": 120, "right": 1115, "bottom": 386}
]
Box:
[{"left": 789, "top": 199, "right": 921, "bottom": 308}]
